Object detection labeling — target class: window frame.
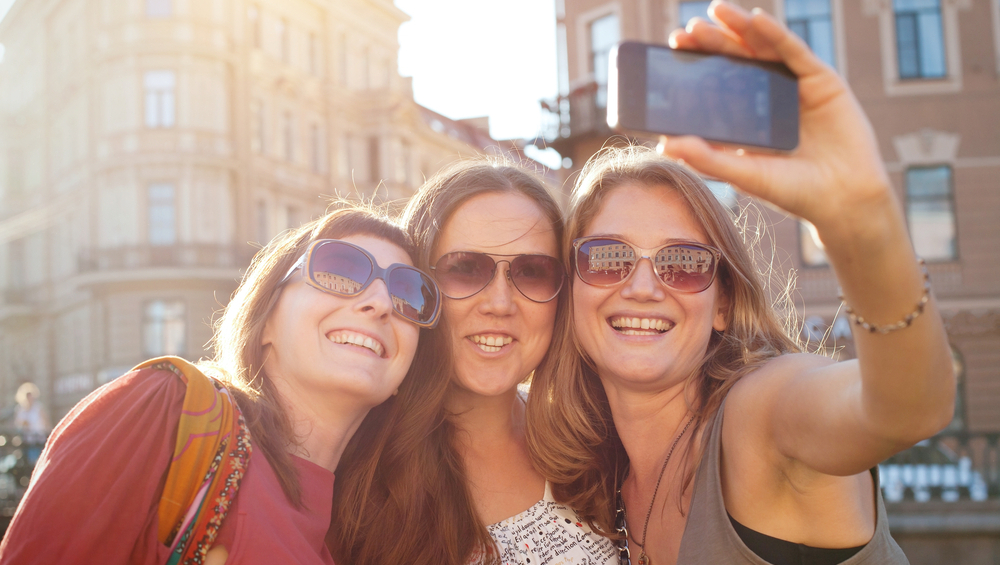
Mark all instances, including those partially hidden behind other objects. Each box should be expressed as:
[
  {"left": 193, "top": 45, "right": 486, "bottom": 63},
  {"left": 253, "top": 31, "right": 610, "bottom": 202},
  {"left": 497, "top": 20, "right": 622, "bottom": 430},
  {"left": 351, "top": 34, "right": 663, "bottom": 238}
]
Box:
[
  {"left": 863, "top": 0, "right": 968, "bottom": 96},
  {"left": 142, "top": 299, "right": 186, "bottom": 358},
  {"left": 147, "top": 183, "right": 177, "bottom": 246},
  {"left": 143, "top": 70, "right": 176, "bottom": 129},
  {"left": 778, "top": 0, "right": 845, "bottom": 74},
  {"left": 904, "top": 164, "right": 958, "bottom": 262}
]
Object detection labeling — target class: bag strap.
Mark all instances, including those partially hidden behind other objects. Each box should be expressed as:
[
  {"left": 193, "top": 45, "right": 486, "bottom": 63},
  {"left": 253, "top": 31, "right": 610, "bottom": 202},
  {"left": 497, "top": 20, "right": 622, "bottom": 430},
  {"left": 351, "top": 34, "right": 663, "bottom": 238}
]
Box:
[{"left": 132, "top": 356, "right": 252, "bottom": 565}]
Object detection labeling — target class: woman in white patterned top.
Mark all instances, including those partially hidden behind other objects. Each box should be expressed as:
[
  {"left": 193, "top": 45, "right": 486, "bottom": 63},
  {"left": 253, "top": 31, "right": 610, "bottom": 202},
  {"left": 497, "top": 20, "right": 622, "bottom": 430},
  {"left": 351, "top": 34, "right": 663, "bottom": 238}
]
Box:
[{"left": 330, "top": 160, "right": 618, "bottom": 565}]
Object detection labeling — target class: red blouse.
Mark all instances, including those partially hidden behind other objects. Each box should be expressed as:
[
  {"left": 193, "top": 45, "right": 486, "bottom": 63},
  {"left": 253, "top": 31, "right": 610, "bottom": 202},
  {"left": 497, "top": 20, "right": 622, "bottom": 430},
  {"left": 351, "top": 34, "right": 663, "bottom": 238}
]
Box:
[{"left": 0, "top": 367, "right": 336, "bottom": 565}]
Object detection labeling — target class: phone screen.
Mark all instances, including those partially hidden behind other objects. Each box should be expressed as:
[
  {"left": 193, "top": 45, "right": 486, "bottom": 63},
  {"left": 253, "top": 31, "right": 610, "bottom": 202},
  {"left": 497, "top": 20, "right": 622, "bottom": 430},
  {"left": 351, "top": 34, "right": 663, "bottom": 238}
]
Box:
[
  {"left": 609, "top": 42, "right": 799, "bottom": 151},
  {"left": 647, "top": 48, "right": 773, "bottom": 147}
]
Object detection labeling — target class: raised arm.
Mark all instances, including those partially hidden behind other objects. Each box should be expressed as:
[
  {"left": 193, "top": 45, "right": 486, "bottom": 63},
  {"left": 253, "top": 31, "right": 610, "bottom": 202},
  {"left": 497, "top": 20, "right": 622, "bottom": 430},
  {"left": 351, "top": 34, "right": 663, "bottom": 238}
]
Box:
[{"left": 659, "top": 1, "right": 954, "bottom": 475}]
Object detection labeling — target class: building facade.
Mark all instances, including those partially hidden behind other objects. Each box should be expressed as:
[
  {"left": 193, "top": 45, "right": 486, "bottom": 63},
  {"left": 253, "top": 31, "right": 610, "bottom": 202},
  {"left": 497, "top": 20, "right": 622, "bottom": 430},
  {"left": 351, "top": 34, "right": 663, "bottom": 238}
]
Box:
[
  {"left": 546, "top": 0, "right": 1000, "bottom": 562},
  {"left": 0, "top": 0, "right": 491, "bottom": 420}
]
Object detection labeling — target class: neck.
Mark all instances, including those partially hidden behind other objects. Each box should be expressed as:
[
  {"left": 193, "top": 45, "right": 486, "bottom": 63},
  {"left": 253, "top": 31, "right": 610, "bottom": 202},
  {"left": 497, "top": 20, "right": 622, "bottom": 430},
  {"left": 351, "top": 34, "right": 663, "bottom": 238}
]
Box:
[
  {"left": 603, "top": 376, "right": 694, "bottom": 485},
  {"left": 446, "top": 385, "right": 525, "bottom": 452},
  {"left": 271, "top": 379, "right": 374, "bottom": 472}
]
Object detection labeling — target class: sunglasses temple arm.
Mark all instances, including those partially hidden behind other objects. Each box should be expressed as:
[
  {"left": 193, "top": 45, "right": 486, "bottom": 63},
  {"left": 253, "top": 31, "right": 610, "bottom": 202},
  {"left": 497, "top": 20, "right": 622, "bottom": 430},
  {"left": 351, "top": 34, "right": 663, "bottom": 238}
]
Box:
[{"left": 280, "top": 254, "right": 306, "bottom": 284}]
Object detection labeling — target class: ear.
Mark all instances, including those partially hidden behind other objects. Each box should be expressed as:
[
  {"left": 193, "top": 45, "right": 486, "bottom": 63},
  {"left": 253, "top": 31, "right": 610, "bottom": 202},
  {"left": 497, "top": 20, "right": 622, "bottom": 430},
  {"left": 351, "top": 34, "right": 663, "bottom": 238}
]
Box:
[
  {"left": 712, "top": 287, "right": 729, "bottom": 332},
  {"left": 261, "top": 316, "right": 275, "bottom": 348}
]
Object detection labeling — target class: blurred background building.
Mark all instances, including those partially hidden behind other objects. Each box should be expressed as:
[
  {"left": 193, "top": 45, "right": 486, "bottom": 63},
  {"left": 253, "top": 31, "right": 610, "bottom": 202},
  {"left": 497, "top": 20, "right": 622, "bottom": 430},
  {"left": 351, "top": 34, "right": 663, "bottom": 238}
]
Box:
[
  {"left": 544, "top": 0, "right": 1000, "bottom": 562},
  {"left": 0, "top": 0, "right": 504, "bottom": 422}
]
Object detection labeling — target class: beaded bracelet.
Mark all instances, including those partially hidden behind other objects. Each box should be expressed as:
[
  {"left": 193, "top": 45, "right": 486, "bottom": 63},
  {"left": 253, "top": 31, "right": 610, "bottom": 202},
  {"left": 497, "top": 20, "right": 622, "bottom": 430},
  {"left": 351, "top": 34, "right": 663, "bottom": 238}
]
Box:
[{"left": 838, "top": 259, "right": 931, "bottom": 335}]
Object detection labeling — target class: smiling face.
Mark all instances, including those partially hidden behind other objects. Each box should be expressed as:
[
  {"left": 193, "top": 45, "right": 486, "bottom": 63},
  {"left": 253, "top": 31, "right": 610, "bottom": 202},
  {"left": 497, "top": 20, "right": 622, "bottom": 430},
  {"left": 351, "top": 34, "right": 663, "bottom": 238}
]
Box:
[
  {"left": 261, "top": 234, "right": 420, "bottom": 408},
  {"left": 433, "top": 191, "right": 560, "bottom": 399},
  {"left": 573, "top": 183, "right": 728, "bottom": 392}
]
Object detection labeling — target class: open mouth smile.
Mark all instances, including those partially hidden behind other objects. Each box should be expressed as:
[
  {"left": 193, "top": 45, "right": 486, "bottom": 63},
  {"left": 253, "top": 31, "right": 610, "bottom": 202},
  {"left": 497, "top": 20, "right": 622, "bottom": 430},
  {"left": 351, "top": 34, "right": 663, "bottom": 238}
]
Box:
[
  {"left": 327, "top": 331, "right": 386, "bottom": 358},
  {"left": 469, "top": 334, "right": 514, "bottom": 353},
  {"left": 609, "top": 316, "right": 675, "bottom": 336}
]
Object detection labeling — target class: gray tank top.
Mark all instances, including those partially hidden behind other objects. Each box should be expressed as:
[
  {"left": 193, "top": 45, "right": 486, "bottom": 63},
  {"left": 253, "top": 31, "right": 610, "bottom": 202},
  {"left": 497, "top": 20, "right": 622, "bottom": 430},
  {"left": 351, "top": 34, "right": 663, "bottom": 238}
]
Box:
[{"left": 676, "top": 399, "right": 909, "bottom": 564}]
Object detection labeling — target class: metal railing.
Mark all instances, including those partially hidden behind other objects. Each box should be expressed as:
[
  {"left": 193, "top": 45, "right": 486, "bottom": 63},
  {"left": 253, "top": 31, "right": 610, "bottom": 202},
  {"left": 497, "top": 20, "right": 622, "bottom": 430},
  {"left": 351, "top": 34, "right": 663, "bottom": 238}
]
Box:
[
  {"left": 880, "top": 430, "right": 1000, "bottom": 503},
  {"left": 540, "top": 81, "right": 611, "bottom": 143},
  {"left": 77, "top": 243, "right": 256, "bottom": 273}
]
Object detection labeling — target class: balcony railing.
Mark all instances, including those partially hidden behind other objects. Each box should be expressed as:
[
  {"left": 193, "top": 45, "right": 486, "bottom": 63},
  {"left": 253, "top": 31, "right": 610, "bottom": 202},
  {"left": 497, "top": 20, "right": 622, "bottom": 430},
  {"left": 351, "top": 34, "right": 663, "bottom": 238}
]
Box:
[
  {"left": 541, "top": 81, "right": 612, "bottom": 148},
  {"left": 78, "top": 244, "right": 256, "bottom": 273},
  {"left": 880, "top": 430, "right": 999, "bottom": 503}
]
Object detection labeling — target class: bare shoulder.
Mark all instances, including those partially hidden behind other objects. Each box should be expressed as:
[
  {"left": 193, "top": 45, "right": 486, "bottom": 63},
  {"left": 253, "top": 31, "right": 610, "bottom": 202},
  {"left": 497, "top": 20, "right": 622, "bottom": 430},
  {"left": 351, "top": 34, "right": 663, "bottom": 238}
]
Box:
[{"left": 722, "top": 354, "right": 836, "bottom": 459}]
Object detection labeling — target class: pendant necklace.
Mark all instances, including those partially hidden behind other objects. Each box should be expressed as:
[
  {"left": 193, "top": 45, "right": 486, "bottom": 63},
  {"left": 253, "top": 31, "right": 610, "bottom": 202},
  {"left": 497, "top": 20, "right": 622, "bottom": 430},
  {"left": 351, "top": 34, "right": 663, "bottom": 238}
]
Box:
[{"left": 618, "top": 415, "right": 694, "bottom": 565}]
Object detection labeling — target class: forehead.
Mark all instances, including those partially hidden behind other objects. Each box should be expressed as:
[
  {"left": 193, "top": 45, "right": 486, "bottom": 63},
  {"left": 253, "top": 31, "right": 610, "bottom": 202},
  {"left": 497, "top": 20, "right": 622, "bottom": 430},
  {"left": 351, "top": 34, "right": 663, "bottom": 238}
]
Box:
[
  {"left": 583, "top": 183, "right": 708, "bottom": 246},
  {"left": 338, "top": 234, "right": 412, "bottom": 267},
  {"left": 434, "top": 191, "right": 558, "bottom": 257}
]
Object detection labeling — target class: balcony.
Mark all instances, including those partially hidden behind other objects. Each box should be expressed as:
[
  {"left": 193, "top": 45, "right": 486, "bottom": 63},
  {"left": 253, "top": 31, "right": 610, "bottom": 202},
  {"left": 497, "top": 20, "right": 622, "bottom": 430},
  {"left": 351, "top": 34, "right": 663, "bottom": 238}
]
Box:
[
  {"left": 77, "top": 243, "right": 257, "bottom": 274},
  {"left": 880, "top": 430, "right": 999, "bottom": 503},
  {"left": 541, "top": 81, "right": 613, "bottom": 156}
]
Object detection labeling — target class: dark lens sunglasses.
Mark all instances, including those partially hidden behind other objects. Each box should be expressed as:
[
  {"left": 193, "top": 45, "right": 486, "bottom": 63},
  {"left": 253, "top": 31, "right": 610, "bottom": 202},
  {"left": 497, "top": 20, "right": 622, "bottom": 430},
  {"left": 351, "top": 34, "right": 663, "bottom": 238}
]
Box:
[
  {"left": 431, "top": 251, "right": 565, "bottom": 303},
  {"left": 572, "top": 237, "right": 722, "bottom": 293},
  {"left": 281, "top": 239, "right": 441, "bottom": 328}
]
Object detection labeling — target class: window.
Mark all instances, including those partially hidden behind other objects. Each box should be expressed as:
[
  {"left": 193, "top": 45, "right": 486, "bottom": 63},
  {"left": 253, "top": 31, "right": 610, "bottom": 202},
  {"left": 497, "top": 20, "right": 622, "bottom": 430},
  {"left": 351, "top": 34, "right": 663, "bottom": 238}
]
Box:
[
  {"left": 786, "top": 0, "right": 836, "bottom": 67},
  {"left": 906, "top": 165, "right": 955, "bottom": 260},
  {"left": 248, "top": 5, "right": 261, "bottom": 49},
  {"left": 308, "top": 32, "right": 318, "bottom": 75},
  {"left": 894, "top": 0, "right": 945, "bottom": 79},
  {"left": 368, "top": 136, "right": 380, "bottom": 183},
  {"left": 285, "top": 205, "right": 301, "bottom": 230},
  {"left": 283, "top": 112, "right": 295, "bottom": 162},
  {"left": 310, "top": 123, "right": 321, "bottom": 172},
  {"left": 251, "top": 100, "right": 265, "bottom": 154},
  {"left": 6, "top": 149, "right": 24, "bottom": 196},
  {"left": 338, "top": 33, "right": 348, "bottom": 86},
  {"left": 144, "top": 71, "right": 176, "bottom": 128},
  {"left": 679, "top": 1, "right": 712, "bottom": 26},
  {"left": 947, "top": 345, "right": 965, "bottom": 431},
  {"left": 589, "top": 13, "right": 619, "bottom": 107},
  {"left": 146, "top": 0, "right": 171, "bottom": 18},
  {"left": 799, "top": 221, "right": 828, "bottom": 266},
  {"left": 143, "top": 300, "right": 185, "bottom": 357},
  {"left": 398, "top": 140, "right": 412, "bottom": 186},
  {"left": 277, "top": 18, "right": 289, "bottom": 63},
  {"left": 255, "top": 200, "right": 269, "bottom": 243},
  {"left": 361, "top": 46, "right": 370, "bottom": 89},
  {"left": 148, "top": 183, "right": 176, "bottom": 246}
]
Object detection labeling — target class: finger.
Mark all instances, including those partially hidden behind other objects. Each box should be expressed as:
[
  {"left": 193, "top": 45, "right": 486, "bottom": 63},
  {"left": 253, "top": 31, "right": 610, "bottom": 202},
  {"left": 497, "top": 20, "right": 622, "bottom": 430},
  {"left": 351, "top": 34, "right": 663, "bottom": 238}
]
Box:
[
  {"left": 658, "top": 135, "right": 775, "bottom": 200},
  {"left": 706, "top": 1, "right": 779, "bottom": 59},
  {"left": 671, "top": 17, "right": 754, "bottom": 59},
  {"left": 744, "top": 8, "right": 828, "bottom": 79}
]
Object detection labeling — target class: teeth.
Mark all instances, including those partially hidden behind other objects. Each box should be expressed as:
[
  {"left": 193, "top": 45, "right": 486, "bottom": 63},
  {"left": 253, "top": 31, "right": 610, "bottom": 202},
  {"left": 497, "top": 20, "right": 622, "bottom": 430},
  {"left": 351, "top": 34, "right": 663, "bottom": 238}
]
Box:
[
  {"left": 470, "top": 334, "right": 513, "bottom": 352},
  {"left": 610, "top": 317, "right": 673, "bottom": 333},
  {"left": 328, "top": 331, "right": 384, "bottom": 357}
]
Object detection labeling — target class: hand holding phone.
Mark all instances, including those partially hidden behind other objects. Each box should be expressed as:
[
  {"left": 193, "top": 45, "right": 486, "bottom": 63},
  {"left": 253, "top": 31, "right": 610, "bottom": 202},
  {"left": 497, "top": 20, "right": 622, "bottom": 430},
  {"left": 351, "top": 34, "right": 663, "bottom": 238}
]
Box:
[{"left": 657, "top": 2, "right": 893, "bottom": 240}]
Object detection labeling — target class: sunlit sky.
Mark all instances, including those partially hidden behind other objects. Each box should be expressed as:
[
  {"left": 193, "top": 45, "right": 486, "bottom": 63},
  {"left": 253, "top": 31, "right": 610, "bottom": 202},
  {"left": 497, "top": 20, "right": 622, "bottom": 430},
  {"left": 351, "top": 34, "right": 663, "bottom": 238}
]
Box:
[{"left": 0, "top": 0, "right": 558, "bottom": 143}]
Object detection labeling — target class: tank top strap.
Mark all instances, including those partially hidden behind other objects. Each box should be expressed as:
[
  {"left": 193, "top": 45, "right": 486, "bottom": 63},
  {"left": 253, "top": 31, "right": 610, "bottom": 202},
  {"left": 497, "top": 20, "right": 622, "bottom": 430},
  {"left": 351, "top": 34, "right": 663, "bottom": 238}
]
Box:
[{"left": 676, "top": 397, "right": 909, "bottom": 564}]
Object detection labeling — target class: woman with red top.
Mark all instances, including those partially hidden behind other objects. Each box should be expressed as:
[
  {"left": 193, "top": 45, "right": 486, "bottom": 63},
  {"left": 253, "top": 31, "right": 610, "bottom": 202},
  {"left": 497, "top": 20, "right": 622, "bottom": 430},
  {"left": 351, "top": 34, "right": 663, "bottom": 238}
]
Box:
[{"left": 0, "top": 205, "right": 441, "bottom": 565}]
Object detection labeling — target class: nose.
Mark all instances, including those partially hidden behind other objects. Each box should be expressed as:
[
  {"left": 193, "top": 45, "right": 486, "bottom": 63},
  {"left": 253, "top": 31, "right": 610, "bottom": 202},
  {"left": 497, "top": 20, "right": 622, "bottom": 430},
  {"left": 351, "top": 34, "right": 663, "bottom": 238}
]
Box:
[
  {"left": 355, "top": 278, "right": 394, "bottom": 321},
  {"left": 620, "top": 257, "right": 667, "bottom": 302},
  {"left": 477, "top": 261, "right": 517, "bottom": 315}
]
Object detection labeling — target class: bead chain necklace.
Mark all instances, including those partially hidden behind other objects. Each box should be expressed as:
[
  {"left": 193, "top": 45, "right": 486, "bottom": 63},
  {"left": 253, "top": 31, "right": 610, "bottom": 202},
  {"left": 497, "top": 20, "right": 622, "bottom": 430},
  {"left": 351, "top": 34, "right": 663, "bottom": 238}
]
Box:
[{"left": 615, "top": 416, "right": 694, "bottom": 565}]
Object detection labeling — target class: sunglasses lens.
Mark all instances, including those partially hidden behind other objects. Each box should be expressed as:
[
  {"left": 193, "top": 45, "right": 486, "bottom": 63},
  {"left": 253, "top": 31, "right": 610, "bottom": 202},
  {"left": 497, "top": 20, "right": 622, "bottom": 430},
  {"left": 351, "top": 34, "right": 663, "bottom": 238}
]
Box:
[
  {"left": 652, "top": 243, "right": 718, "bottom": 292},
  {"left": 575, "top": 239, "right": 637, "bottom": 286},
  {"left": 387, "top": 268, "right": 440, "bottom": 325},
  {"left": 309, "top": 242, "right": 373, "bottom": 294},
  {"left": 433, "top": 252, "right": 497, "bottom": 299},
  {"left": 510, "top": 255, "right": 564, "bottom": 302}
]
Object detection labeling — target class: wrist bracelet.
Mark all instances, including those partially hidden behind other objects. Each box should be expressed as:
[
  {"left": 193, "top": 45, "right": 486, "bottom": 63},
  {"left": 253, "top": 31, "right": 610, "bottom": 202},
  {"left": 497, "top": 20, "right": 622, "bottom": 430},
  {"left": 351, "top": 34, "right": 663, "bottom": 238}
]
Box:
[{"left": 838, "top": 259, "right": 931, "bottom": 335}]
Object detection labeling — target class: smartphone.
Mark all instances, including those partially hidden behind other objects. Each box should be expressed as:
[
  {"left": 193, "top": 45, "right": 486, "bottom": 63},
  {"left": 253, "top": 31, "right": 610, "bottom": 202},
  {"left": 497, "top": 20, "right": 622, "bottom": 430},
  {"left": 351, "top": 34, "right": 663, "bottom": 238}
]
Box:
[{"left": 608, "top": 41, "right": 799, "bottom": 152}]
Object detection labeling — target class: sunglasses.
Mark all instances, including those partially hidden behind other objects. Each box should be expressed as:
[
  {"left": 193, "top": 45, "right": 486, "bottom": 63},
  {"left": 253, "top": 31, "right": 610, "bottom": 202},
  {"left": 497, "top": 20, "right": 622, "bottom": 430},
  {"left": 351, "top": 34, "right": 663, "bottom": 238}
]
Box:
[
  {"left": 430, "top": 251, "right": 565, "bottom": 303},
  {"left": 572, "top": 237, "right": 722, "bottom": 293},
  {"left": 282, "top": 239, "right": 441, "bottom": 328}
]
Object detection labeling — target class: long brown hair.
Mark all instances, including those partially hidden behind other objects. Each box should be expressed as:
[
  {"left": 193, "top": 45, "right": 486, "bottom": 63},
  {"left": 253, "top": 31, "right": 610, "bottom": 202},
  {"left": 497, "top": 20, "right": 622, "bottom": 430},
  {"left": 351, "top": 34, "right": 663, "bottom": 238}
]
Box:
[
  {"left": 209, "top": 202, "right": 413, "bottom": 504},
  {"left": 330, "top": 158, "right": 566, "bottom": 565},
  {"left": 525, "top": 146, "right": 801, "bottom": 534}
]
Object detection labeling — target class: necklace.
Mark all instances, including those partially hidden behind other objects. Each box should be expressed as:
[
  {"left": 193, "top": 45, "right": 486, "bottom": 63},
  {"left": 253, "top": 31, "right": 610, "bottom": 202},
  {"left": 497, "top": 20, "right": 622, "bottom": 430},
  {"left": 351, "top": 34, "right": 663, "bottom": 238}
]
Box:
[{"left": 616, "top": 416, "right": 694, "bottom": 565}]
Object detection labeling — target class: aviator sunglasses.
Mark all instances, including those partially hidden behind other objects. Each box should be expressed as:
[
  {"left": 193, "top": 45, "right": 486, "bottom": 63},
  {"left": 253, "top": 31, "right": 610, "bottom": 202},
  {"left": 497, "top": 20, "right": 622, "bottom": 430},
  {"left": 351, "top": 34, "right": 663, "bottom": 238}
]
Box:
[
  {"left": 431, "top": 251, "right": 566, "bottom": 303},
  {"left": 281, "top": 239, "right": 442, "bottom": 328},
  {"left": 572, "top": 236, "right": 723, "bottom": 293}
]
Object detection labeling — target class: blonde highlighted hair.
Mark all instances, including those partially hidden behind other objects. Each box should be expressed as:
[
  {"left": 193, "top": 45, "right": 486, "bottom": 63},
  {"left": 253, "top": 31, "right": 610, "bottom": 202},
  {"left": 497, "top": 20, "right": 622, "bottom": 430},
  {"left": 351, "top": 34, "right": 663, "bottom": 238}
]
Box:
[{"left": 525, "top": 146, "right": 801, "bottom": 534}]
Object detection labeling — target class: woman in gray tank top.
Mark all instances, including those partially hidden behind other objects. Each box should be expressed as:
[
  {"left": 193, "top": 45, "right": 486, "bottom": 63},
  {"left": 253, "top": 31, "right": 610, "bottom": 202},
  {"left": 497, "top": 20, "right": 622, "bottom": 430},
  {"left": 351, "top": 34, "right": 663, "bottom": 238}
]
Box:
[{"left": 526, "top": 3, "right": 954, "bottom": 564}]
